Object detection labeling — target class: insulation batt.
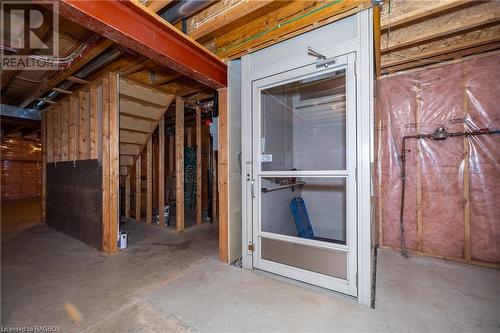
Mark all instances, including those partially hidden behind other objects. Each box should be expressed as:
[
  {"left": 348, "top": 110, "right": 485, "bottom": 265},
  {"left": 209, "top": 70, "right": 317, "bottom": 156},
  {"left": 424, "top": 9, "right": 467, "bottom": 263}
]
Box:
[{"left": 377, "top": 53, "right": 500, "bottom": 264}]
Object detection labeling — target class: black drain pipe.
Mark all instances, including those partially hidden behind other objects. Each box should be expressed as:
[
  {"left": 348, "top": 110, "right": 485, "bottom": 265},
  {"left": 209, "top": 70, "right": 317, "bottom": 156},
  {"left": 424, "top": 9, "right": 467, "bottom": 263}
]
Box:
[{"left": 399, "top": 127, "right": 500, "bottom": 257}]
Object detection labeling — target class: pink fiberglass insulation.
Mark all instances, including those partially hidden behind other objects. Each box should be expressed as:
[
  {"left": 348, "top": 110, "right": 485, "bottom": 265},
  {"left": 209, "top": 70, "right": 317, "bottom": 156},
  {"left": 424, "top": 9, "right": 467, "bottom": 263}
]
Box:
[
  {"left": 378, "top": 73, "right": 419, "bottom": 250},
  {"left": 465, "top": 55, "right": 500, "bottom": 263},
  {"left": 377, "top": 53, "right": 500, "bottom": 264},
  {"left": 419, "top": 63, "right": 465, "bottom": 257}
]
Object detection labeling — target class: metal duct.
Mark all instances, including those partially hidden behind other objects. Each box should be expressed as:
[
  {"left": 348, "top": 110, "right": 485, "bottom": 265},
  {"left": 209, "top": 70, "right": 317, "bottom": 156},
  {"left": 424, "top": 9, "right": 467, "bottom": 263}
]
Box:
[
  {"left": 159, "top": 0, "right": 213, "bottom": 24},
  {"left": 35, "top": 48, "right": 123, "bottom": 109}
]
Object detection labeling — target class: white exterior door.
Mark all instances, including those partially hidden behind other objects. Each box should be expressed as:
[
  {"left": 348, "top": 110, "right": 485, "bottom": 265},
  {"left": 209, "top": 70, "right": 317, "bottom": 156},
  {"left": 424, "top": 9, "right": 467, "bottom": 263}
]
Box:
[{"left": 250, "top": 53, "right": 358, "bottom": 296}]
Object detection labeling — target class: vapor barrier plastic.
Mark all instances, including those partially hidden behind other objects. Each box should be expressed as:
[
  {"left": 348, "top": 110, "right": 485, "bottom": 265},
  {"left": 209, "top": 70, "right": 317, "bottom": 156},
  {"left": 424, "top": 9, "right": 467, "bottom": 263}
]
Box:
[{"left": 377, "top": 53, "right": 500, "bottom": 265}]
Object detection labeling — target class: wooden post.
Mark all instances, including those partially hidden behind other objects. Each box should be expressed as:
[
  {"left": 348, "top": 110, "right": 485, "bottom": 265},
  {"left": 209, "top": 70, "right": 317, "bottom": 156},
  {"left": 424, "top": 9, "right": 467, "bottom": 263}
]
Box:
[
  {"left": 79, "top": 90, "right": 90, "bottom": 160},
  {"left": 102, "top": 74, "right": 119, "bottom": 254},
  {"left": 125, "top": 174, "right": 131, "bottom": 219},
  {"left": 415, "top": 76, "right": 423, "bottom": 252},
  {"left": 41, "top": 111, "right": 47, "bottom": 223},
  {"left": 109, "top": 73, "right": 119, "bottom": 253},
  {"left": 53, "top": 105, "right": 61, "bottom": 162},
  {"left": 217, "top": 88, "right": 228, "bottom": 263},
  {"left": 159, "top": 116, "right": 165, "bottom": 227},
  {"left": 146, "top": 138, "right": 153, "bottom": 224},
  {"left": 135, "top": 157, "right": 141, "bottom": 222},
  {"left": 169, "top": 133, "right": 174, "bottom": 175},
  {"left": 462, "top": 62, "right": 471, "bottom": 263},
  {"left": 101, "top": 77, "right": 111, "bottom": 252},
  {"left": 175, "top": 97, "right": 185, "bottom": 232},
  {"left": 212, "top": 151, "right": 217, "bottom": 224},
  {"left": 373, "top": 4, "right": 381, "bottom": 78},
  {"left": 46, "top": 109, "right": 53, "bottom": 163},
  {"left": 61, "top": 100, "right": 69, "bottom": 161},
  {"left": 69, "top": 95, "right": 79, "bottom": 161},
  {"left": 196, "top": 107, "right": 202, "bottom": 225},
  {"left": 89, "top": 85, "right": 98, "bottom": 159}
]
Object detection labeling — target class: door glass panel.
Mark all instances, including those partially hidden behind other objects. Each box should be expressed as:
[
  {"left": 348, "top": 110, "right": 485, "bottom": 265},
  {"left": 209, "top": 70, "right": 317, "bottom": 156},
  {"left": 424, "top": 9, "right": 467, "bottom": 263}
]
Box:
[
  {"left": 261, "top": 237, "right": 347, "bottom": 279},
  {"left": 261, "top": 177, "right": 346, "bottom": 244},
  {"left": 260, "top": 70, "right": 346, "bottom": 171}
]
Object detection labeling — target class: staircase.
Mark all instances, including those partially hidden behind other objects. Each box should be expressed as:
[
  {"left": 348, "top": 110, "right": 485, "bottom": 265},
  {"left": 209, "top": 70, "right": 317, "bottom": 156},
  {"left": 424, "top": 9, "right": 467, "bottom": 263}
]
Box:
[{"left": 118, "top": 77, "right": 174, "bottom": 176}]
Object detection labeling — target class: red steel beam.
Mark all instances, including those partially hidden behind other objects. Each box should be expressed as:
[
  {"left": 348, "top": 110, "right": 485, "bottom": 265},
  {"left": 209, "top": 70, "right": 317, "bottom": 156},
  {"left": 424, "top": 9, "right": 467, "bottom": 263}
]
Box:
[{"left": 55, "top": 0, "right": 227, "bottom": 88}]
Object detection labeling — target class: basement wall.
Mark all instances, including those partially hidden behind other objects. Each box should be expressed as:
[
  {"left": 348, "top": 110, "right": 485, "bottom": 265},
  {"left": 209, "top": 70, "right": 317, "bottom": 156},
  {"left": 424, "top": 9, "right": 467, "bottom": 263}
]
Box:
[
  {"left": 42, "top": 73, "right": 119, "bottom": 253},
  {"left": 1, "top": 137, "right": 41, "bottom": 199},
  {"left": 376, "top": 52, "right": 500, "bottom": 266}
]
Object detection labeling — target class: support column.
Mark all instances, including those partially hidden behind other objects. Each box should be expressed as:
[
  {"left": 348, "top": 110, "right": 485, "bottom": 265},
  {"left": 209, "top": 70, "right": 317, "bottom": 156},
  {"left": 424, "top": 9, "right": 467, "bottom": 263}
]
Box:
[
  {"left": 41, "top": 111, "right": 47, "bottom": 223},
  {"left": 196, "top": 107, "right": 202, "bottom": 225},
  {"left": 135, "top": 157, "right": 141, "bottom": 222},
  {"left": 125, "top": 174, "right": 131, "bottom": 219},
  {"left": 159, "top": 116, "right": 165, "bottom": 227},
  {"left": 175, "top": 97, "right": 185, "bottom": 232},
  {"left": 218, "top": 88, "right": 228, "bottom": 263},
  {"left": 146, "top": 138, "right": 153, "bottom": 224}
]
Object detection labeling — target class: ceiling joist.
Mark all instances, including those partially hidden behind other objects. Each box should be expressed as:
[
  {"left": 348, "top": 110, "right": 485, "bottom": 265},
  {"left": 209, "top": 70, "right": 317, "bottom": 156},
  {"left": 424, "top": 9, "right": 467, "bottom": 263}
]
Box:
[{"left": 54, "top": 0, "right": 227, "bottom": 88}]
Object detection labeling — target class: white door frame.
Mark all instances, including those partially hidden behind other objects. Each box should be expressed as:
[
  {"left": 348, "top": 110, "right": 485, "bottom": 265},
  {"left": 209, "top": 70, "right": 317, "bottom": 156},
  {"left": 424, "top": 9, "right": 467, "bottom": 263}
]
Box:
[
  {"left": 251, "top": 53, "right": 357, "bottom": 296},
  {"left": 240, "top": 9, "right": 373, "bottom": 306}
]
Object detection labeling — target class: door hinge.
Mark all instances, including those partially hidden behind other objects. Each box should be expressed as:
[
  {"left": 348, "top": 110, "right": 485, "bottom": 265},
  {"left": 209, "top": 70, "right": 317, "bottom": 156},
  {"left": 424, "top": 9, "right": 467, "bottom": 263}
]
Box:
[
  {"left": 248, "top": 243, "right": 255, "bottom": 252},
  {"left": 356, "top": 273, "right": 359, "bottom": 288}
]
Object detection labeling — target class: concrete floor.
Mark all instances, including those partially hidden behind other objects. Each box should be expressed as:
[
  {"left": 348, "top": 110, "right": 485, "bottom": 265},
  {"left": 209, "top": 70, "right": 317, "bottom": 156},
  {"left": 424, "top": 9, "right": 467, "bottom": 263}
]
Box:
[{"left": 2, "top": 200, "right": 500, "bottom": 332}]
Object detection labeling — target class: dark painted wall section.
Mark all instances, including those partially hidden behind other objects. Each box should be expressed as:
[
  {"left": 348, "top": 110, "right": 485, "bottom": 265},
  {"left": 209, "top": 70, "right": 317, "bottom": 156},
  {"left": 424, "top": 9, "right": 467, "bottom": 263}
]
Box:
[{"left": 47, "top": 160, "right": 102, "bottom": 249}]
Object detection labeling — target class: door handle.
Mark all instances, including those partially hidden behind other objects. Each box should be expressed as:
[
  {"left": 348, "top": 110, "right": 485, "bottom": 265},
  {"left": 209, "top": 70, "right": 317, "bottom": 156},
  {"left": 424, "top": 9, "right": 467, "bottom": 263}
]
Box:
[{"left": 251, "top": 181, "right": 256, "bottom": 198}]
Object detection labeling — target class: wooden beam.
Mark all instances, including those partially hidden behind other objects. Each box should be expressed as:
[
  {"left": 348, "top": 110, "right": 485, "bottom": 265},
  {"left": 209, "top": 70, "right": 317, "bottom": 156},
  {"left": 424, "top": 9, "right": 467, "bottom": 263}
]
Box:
[
  {"left": 52, "top": 87, "right": 73, "bottom": 95},
  {"left": 196, "top": 107, "right": 202, "bottom": 225},
  {"left": 186, "top": 0, "right": 275, "bottom": 41},
  {"left": 381, "top": 14, "right": 500, "bottom": 54},
  {"left": 67, "top": 76, "right": 91, "bottom": 85},
  {"left": 126, "top": 174, "right": 131, "bottom": 219},
  {"left": 175, "top": 97, "right": 185, "bottom": 232},
  {"left": 79, "top": 90, "right": 90, "bottom": 159},
  {"left": 56, "top": 0, "right": 227, "bottom": 88},
  {"left": 381, "top": 25, "right": 500, "bottom": 70},
  {"left": 381, "top": 0, "right": 477, "bottom": 31},
  {"left": 146, "top": 137, "right": 153, "bottom": 224},
  {"left": 382, "top": 40, "right": 500, "bottom": 74},
  {"left": 214, "top": 0, "right": 371, "bottom": 59},
  {"left": 144, "top": 0, "right": 174, "bottom": 13},
  {"left": 135, "top": 157, "right": 142, "bottom": 222},
  {"left": 20, "top": 37, "right": 113, "bottom": 108},
  {"left": 217, "top": 88, "right": 228, "bottom": 263},
  {"left": 159, "top": 116, "right": 165, "bottom": 227},
  {"left": 37, "top": 98, "right": 56, "bottom": 105}
]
